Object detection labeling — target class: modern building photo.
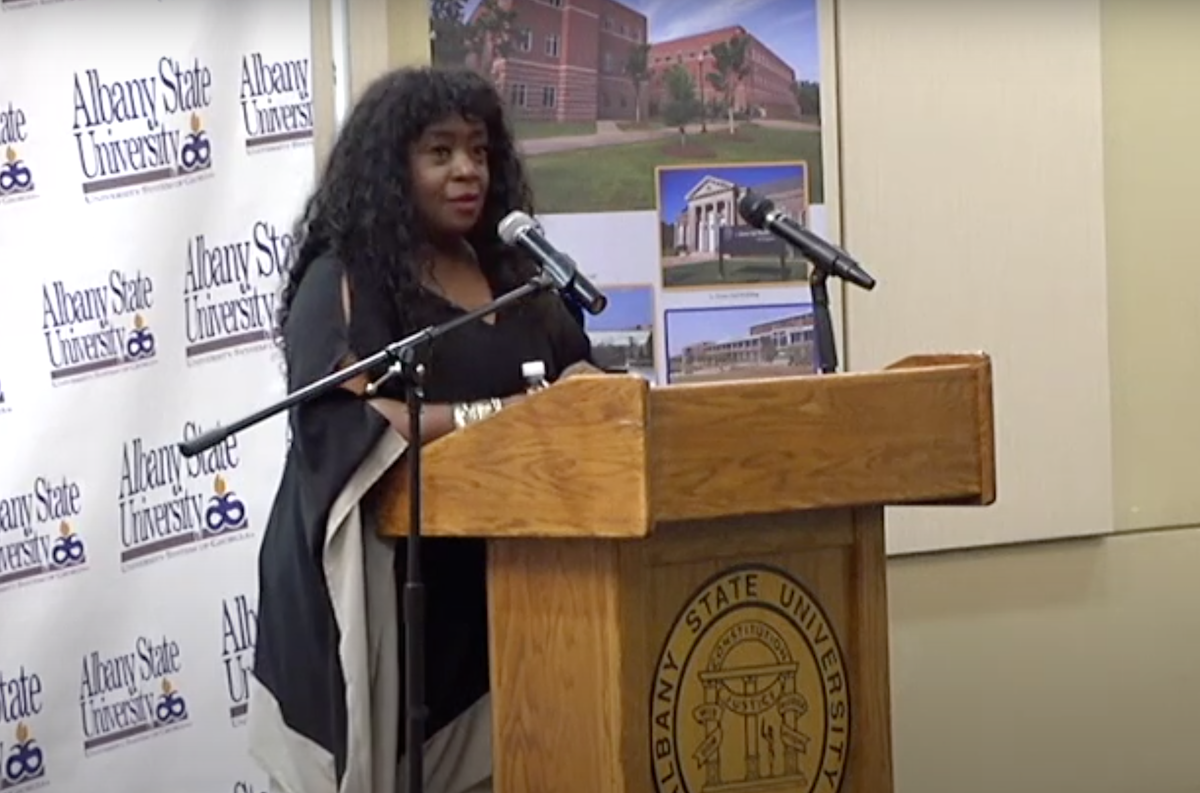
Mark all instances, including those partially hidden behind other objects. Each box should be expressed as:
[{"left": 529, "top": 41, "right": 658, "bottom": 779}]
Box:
[
  {"left": 665, "top": 303, "right": 815, "bottom": 384},
  {"left": 583, "top": 284, "right": 657, "bottom": 381}
]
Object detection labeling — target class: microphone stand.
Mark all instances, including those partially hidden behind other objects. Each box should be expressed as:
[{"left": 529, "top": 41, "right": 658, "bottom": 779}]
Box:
[
  {"left": 809, "top": 267, "right": 839, "bottom": 374},
  {"left": 177, "top": 271, "right": 557, "bottom": 793}
]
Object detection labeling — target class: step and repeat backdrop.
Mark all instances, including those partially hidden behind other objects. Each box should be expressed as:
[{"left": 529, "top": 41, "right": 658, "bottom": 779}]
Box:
[{"left": 0, "top": 0, "right": 313, "bottom": 791}]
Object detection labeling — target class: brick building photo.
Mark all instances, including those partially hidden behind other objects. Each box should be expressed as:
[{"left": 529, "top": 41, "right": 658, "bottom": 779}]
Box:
[
  {"left": 464, "top": 0, "right": 650, "bottom": 124},
  {"left": 429, "top": 0, "right": 825, "bottom": 214},
  {"left": 646, "top": 26, "right": 800, "bottom": 121},
  {"left": 436, "top": 0, "right": 809, "bottom": 124}
]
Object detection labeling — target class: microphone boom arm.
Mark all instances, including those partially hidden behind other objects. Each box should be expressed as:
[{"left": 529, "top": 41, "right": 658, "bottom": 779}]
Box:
[{"left": 177, "top": 272, "right": 557, "bottom": 458}]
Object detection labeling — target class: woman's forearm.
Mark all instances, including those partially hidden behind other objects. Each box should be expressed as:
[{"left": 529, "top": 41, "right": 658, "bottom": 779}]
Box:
[
  {"left": 366, "top": 395, "right": 519, "bottom": 443},
  {"left": 366, "top": 398, "right": 456, "bottom": 443}
]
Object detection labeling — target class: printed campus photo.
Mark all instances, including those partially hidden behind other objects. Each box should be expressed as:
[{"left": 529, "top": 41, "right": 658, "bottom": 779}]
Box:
[
  {"left": 664, "top": 302, "right": 815, "bottom": 384},
  {"left": 582, "top": 283, "right": 657, "bottom": 382},
  {"left": 428, "top": 0, "right": 824, "bottom": 214},
  {"left": 656, "top": 161, "right": 809, "bottom": 289}
]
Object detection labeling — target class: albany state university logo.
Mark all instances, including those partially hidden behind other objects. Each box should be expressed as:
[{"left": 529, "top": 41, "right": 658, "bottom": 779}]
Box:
[
  {"left": 0, "top": 101, "right": 36, "bottom": 205},
  {"left": 183, "top": 219, "right": 294, "bottom": 364},
  {"left": 72, "top": 56, "right": 214, "bottom": 200},
  {"left": 42, "top": 270, "right": 157, "bottom": 385},
  {"left": 0, "top": 475, "right": 88, "bottom": 594},
  {"left": 220, "top": 593, "right": 257, "bottom": 726},
  {"left": 79, "top": 634, "right": 191, "bottom": 755},
  {"left": 240, "top": 52, "right": 313, "bottom": 152},
  {"left": 0, "top": 663, "right": 49, "bottom": 792},
  {"left": 650, "top": 564, "right": 850, "bottom": 793},
  {"left": 117, "top": 420, "right": 252, "bottom": 570}
]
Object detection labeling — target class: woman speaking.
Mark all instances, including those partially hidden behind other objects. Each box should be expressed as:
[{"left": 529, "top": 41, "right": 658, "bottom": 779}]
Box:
[{"left": 248, "top": 66, "right": 595, "bottom": 793}]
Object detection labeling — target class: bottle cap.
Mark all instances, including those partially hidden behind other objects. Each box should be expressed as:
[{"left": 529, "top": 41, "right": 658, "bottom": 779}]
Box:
[{"left": 521, "top": 360, "right": 546, "bottom": 380}]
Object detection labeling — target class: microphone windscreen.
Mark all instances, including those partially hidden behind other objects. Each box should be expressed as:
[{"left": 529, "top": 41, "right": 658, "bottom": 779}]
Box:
[
  {"left": 737, "top": 189, "right": 774, "bottom": 229},
  {"left": 498, "top": 210, "right": 537, "bottom": 245}
]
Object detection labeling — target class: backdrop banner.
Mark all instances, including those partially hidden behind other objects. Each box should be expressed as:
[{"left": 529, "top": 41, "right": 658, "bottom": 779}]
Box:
[{"left": 0, "top": 2, "right": 313, "bottom": 792}]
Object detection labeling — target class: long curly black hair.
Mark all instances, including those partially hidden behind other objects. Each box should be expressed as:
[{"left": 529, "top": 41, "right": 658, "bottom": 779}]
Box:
[{"left": 277, "top": 65, "right": 560, "bottom": 365}]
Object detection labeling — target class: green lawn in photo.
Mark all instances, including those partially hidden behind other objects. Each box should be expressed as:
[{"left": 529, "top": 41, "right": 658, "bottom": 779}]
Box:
[
  {"left": 526, "top": 124, "right": 824, "bottom": 215},
  {"left": 512, "top": 121, "right": 598, "bottom": 139},
  {"left": 662, "top": 257, "right": 807, "bottom": 288}
]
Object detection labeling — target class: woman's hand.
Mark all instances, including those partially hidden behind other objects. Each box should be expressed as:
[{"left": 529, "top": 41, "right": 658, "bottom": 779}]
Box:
[
  {"left": 495, "top": 362, "right": 603, "bottom": 413},
  {"left": 560, "top": 360, "right": 604, "bottom": 379}
]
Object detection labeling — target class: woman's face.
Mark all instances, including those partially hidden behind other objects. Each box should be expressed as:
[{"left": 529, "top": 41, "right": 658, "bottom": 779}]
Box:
[{"left": 410, "top": 114, "right": 491, "bottom": 239}]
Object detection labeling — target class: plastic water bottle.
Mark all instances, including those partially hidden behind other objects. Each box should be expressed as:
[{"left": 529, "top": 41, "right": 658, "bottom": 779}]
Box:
[{"left": 522, "top": 360, "right": 549, "bottom": 393}]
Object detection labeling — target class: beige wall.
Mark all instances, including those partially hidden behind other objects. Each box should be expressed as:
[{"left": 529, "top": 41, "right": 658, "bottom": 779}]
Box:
[
  {"left": 1103, "top": 2, "right": 1200, "bottom": 533},
  {"left": 838, "top": 0, "right": 1115, "bottom": 555},
  {"left": 846, "top": 2, "right": 1200, "bottom": 791},
  {"left": 310, "top": 0, "right": 1200, "bottom": 789},
  {"left": 888, "top": 528, "right": 1200, "bottom": 793},
  {"left": 308, "top": 0, "right": 432, "bottom": 172}
]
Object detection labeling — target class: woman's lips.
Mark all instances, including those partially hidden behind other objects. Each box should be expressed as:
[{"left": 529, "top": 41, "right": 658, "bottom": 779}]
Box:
[{"left": 448, "top": 195, "right": 481, "bottom": 214}]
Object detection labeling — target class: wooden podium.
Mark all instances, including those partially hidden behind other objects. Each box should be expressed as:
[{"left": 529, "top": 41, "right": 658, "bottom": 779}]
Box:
[{"left": 378, "top": 353, "right": 995, "bottom": 793}]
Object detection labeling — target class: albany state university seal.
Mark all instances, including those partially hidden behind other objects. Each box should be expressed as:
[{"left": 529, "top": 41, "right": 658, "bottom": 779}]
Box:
[{"left": 650, "top": 564, "right": 850, "bottom": 793}]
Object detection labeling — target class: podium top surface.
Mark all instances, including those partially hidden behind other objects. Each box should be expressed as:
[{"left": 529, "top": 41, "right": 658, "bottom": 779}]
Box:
[{"left": 377, "top": 353, "right": 995, "bottom": 539}]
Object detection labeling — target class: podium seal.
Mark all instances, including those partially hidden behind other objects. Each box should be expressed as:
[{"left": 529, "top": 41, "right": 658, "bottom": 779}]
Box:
[{"left": 649, "top": 563, "right": 850, "bottom": 793}]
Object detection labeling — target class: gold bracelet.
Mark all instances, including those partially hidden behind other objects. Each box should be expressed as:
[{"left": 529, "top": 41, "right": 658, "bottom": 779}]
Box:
[{"left": 452, "top": 397, "right": 503, "bottom": 430}]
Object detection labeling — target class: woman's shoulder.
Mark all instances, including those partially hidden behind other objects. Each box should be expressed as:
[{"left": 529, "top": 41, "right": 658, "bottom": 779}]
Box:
[
  {"left": 289, "top": 248, "right": 398, "bottom": 326},
  {"left": 295, "top": 248, "right": 346, "bottom": 295},
  {"left": 283, "top": 250, "right": 346, "bottom": 331},
  {"left": 292, "top": 248, "right": 411, "bottom": 350}
]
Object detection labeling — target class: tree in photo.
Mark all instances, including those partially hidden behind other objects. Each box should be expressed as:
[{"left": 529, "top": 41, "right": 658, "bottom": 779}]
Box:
[
  {"left": 468, "top": 0, "right": 518, "bottom": 79},
  {"left": 624, "top": 43, "right": 651, "bottom": 124},
  {"left": 792, "top": 80, "right": 821, "bottom": 120},
  {"left": 429, "top": 0, "right": 517, "bottom": 81},
  {"left": 707, "top": 34, "right": 752, "bottom": 134},
  {"left": 661, "top": 65, "right": 700, "bottom": 147},
  {"left": 429, "top": 0, "right": 470, "bottom": 66}
]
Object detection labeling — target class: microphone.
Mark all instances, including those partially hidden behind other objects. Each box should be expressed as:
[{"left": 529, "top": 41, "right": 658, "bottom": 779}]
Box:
[
  {"left": 497, "top": 210, "right": 608, "bottom": 315},
  {"left": 737, "top": 190, "right": 876, "bottom": 290}
]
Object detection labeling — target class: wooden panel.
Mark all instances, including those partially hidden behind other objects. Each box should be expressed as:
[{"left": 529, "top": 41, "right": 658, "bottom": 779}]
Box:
[
  {"left": 376, "top": 354, "right": 995, "bottom": 539},
  {"left": 850, "top": 508, "right": 895, "bottom": 789},
  {"left": 887, "top": 353, "right": 996, "bottom": 505},
  {"left": 377, "top": 374, "right": 650, "bottom": 538},
  {"left": 488, "top": 538, "right": 625, "bottom": 793},
  {"left": 631, "top": 512, "right": 892, "bottom": 793},
  {"left": 649, "top": 354, "right": 995, "bottom": 523},
  {"left": 486, "top": 508, "right": 894, "bottom": 793}
]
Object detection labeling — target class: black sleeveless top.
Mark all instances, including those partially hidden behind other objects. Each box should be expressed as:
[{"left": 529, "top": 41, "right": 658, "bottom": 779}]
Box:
[{"left": 253, "top": 251, "right": 592, "bottom": 778}]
